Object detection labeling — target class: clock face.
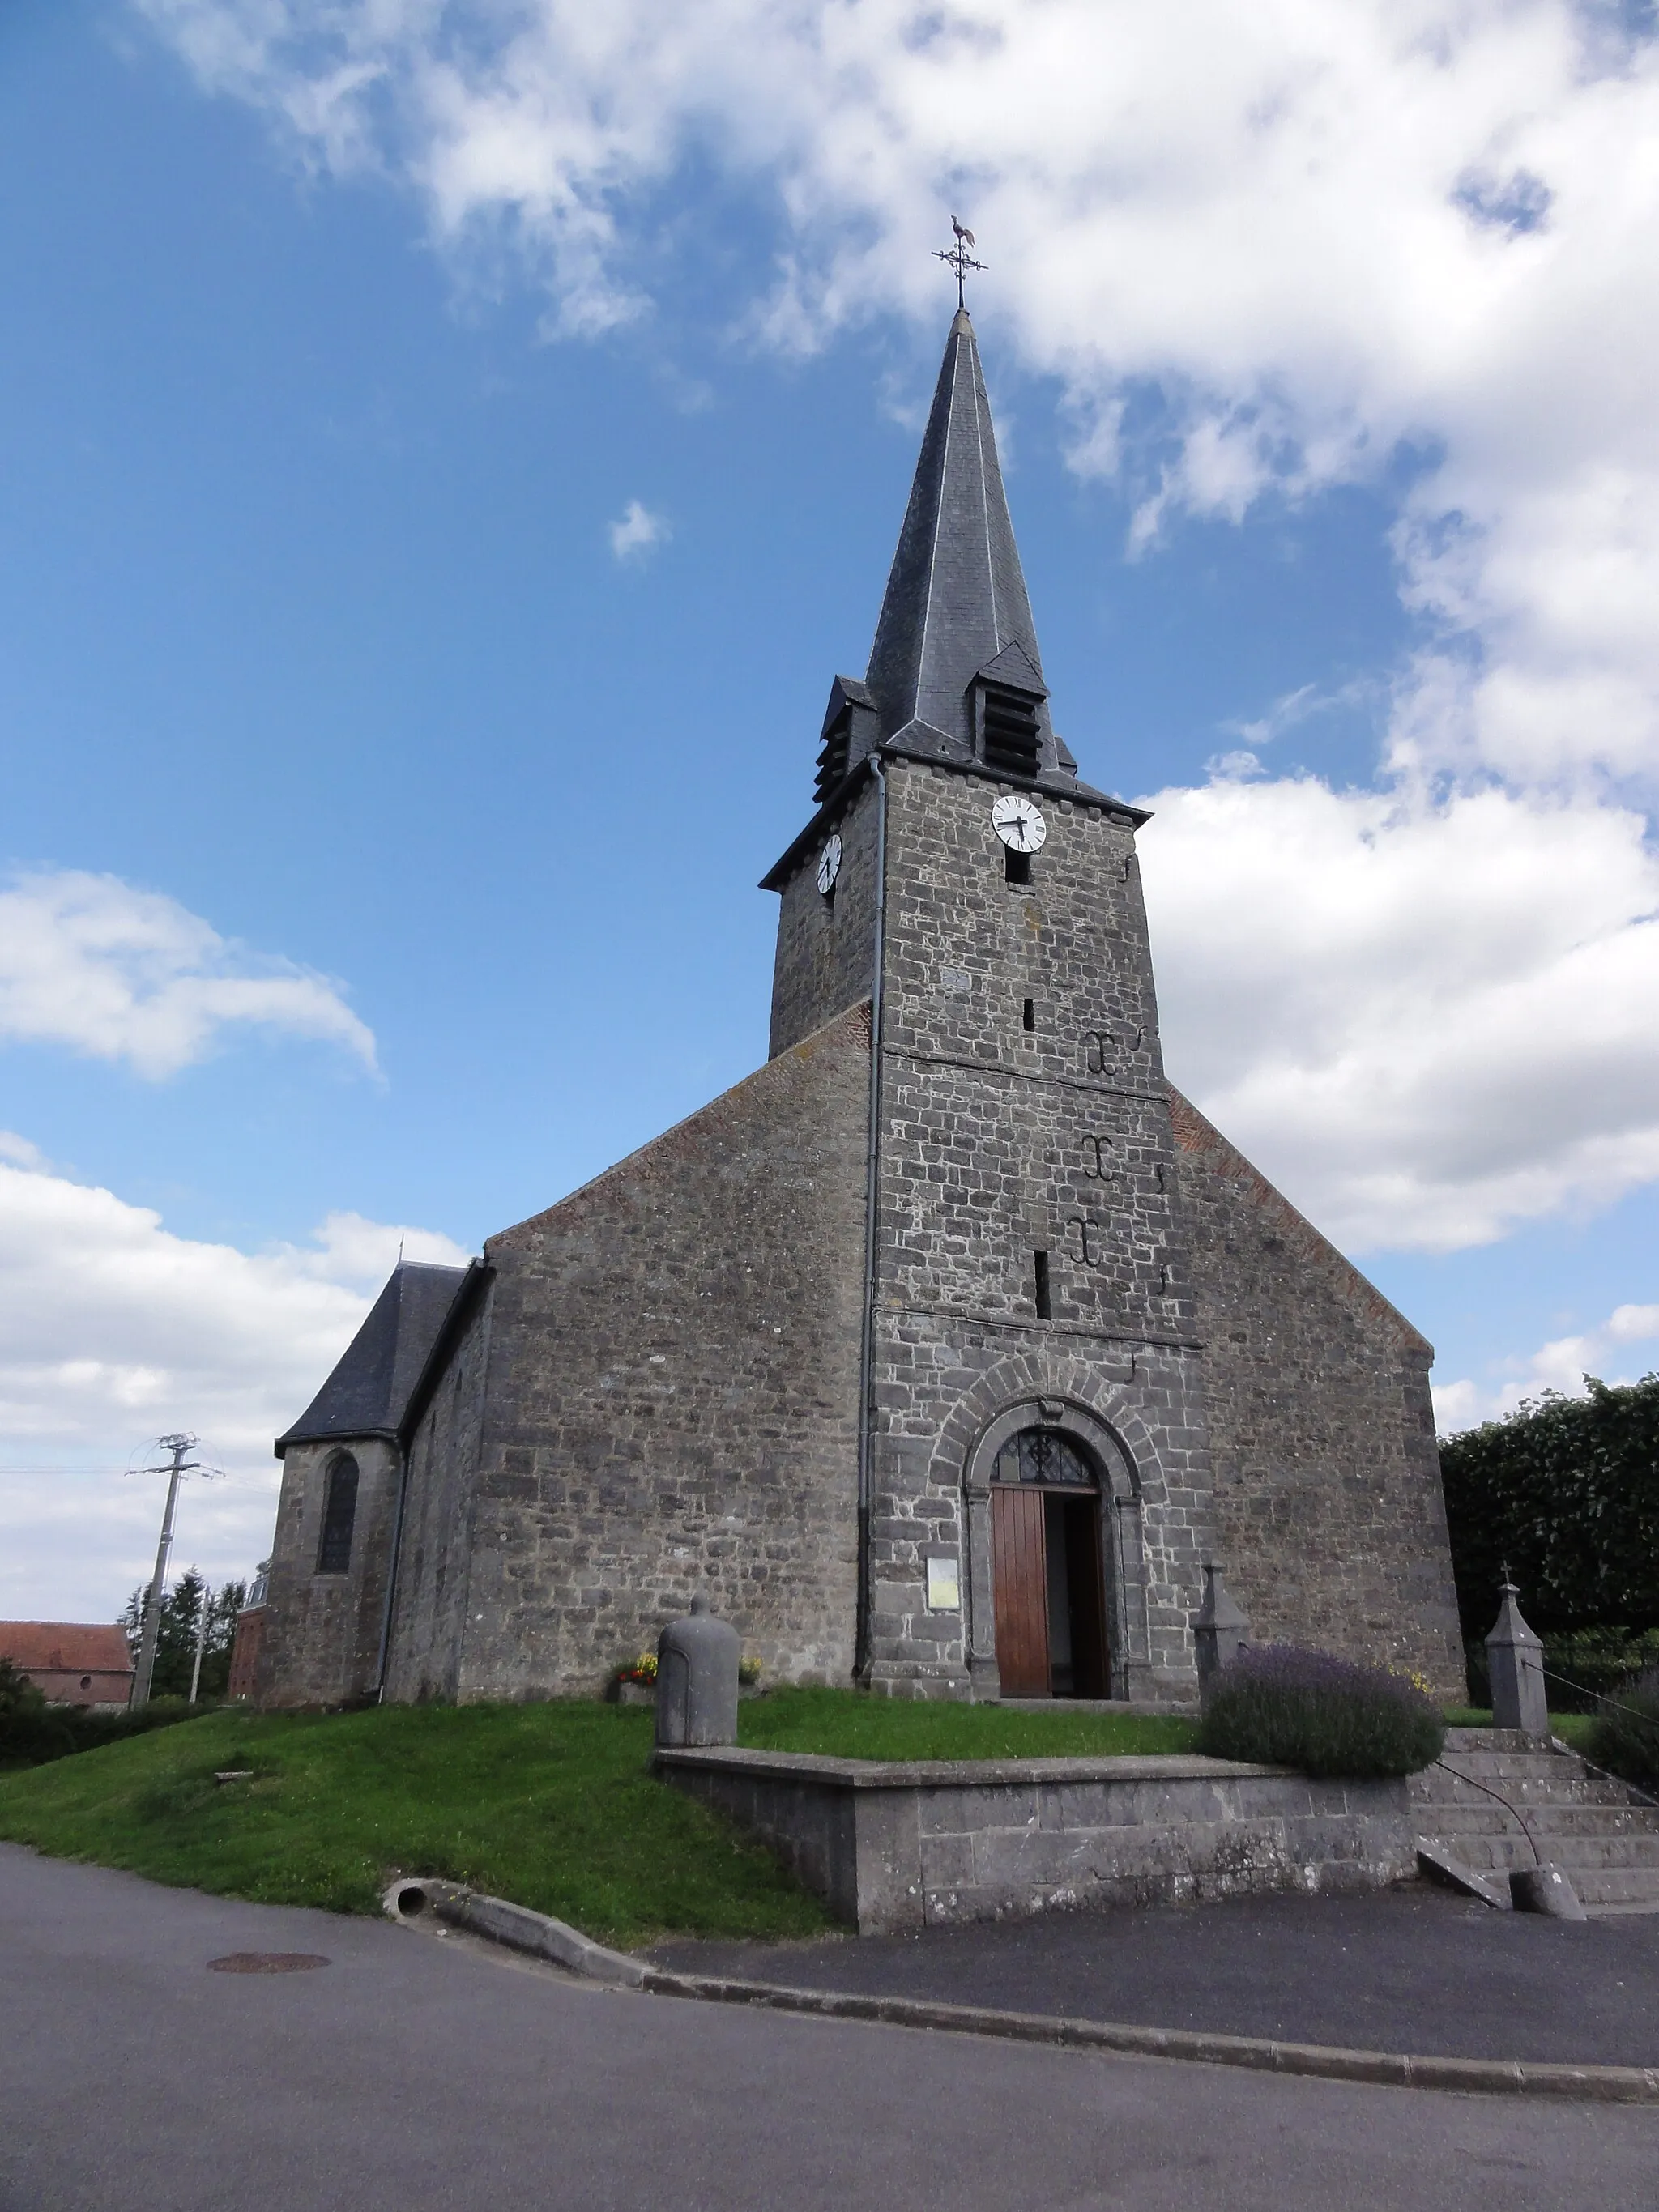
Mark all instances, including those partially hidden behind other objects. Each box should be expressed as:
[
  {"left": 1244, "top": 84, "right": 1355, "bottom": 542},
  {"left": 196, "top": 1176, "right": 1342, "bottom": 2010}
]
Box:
[
  {"left": 992, "top": 794, "right": 1047, "bottom": 854},
  {"left": 817, "top": 833, "right": 843, "bottom": 895}
]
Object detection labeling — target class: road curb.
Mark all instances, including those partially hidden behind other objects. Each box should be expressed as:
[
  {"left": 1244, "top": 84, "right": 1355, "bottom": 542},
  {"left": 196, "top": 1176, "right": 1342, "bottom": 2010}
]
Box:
[
  {"left": 386, "top": 1880, "right": 1659, "bottom": 2102},
  {"left": 639, "top": 1969, "right": 1659, "bottom": 2103}
]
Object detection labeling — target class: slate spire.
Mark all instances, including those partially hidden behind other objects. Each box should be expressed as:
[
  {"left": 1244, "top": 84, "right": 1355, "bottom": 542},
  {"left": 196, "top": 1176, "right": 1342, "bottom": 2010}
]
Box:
[{"left": 863, "top": 309, "right": 1051, "bottom": 760}]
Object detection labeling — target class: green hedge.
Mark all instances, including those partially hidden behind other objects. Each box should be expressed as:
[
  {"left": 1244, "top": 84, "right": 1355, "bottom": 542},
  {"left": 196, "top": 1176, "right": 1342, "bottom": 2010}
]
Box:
[
  {"left": 1199, "top": 1646, "right": 1446, "bottom": 1779},
  {"left": 1439, "top": 1374, "right": 1659, "bottom": 1640},
  {"left": 0, "top": 1659, "right": 203, "bottom": 1770}
]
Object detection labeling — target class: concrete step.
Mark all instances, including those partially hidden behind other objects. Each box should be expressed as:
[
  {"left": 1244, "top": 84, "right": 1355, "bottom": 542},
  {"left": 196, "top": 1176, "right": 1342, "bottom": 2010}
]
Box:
[
  {"left": 1414, "top": 1802, "right": 1659, "bottom": 1843},
  {"left": 1576, "top": 1869, "right": 1659, "bottom": 1907},
  {"left": 1443, "top": 1728, "right": 1537, "bottom": 1750},
  {"left": 1443, "top": 1832, "right": 1659, "bottom": 1875},
  {"left": 1418, "top": 1753, "right": 1593, "bottom": 1785},
  {"left": 1410, "top": 1771, "right": 1634, "bottom": 1809}
]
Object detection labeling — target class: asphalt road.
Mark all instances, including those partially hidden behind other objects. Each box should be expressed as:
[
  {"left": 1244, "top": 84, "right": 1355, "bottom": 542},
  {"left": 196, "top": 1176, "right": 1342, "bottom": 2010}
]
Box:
[
  {"left": 654, "top": 1883, "right": 1659, "bottom": 2066},
  {"left": 3, "top": 1843, "right": 1657, "bottom": 2212}
]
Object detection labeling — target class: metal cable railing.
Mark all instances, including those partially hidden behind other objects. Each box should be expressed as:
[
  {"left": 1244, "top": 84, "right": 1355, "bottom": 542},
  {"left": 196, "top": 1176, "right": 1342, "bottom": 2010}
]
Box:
[
  {"left": 1536, "top": 1665, "right": 1659, "bottom": 1811},
  {"left": 1431, "top": 1755, "right": 1542, "bottom": 1868}
]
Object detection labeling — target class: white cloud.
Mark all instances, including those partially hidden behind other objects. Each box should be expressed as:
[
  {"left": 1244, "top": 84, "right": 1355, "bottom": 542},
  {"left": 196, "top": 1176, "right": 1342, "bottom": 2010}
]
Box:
[
  {"left": 608, "top": 497, "right": 669, "bottom": 563},
  {"left": 1434, "top": 1300, "right": 1659, "bottom": 1433},
  {"left": 127, "top": 0, "right": 1659, "bottom": 790},
  {"left": 0, "top": 1149, "right": 468, "bottom": 1619},
  {"left": 0, "top": 870, "right": 377, "bottom": 1080},
  {"left": 1141, "top": 771, "right": 1659, "bottom": 1251}
]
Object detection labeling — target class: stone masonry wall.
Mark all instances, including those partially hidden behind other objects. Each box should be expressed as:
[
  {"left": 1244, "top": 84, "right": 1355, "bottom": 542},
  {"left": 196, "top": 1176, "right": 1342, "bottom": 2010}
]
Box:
[
  {"left": 859, "top": 760, "right": 1217, "bottom": 1697},
  {"left": 769, "top": 771, "right": 881, "bottom": 1057},
  {"left": 416, "top": 1001, "right": 872, "bottom": 1701},
  {"left": 1168, "top": 1089, "right": 1465, "bottom": 1700},
  {"left": 254, "top": 1435, "right": 401, "bottom": 1707},
  {"left": 382, "top": 1284, "right": 495, "bottom": 1703}
]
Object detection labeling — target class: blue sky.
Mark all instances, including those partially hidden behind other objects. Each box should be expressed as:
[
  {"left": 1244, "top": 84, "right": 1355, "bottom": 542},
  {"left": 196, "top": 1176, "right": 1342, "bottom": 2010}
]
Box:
[{"left": 2, "top": 1, "right": 1657, "bottom": 1615}]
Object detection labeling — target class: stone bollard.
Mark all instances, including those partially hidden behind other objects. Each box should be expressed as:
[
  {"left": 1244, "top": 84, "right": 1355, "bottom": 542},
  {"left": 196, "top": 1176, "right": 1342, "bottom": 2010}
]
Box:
[
  {"left": 1486, "top": 1579, "right": 1548, "bottom": 1737},
  {"left": 655, "top": 1595, "right": 740, "bottom": 1748},
  {"left": 1509, "top": 1864, "right": 1587, "bottom": 1920},
  {"left": 1192, "top": 1563, "right": 1249, "bottom": 1699}
]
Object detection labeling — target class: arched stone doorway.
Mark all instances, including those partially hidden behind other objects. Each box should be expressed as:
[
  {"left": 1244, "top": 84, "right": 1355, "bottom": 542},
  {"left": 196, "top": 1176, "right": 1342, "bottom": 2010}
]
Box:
[{"left": 963, "top": 1399, "right": 1149, "bottom": 1702}]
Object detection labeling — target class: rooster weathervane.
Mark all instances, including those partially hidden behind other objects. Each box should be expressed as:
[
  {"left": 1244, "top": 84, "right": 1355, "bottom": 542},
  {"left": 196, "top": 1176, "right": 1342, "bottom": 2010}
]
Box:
[{"left": 935, "top": 215, "right": 987, "bottom": 309}]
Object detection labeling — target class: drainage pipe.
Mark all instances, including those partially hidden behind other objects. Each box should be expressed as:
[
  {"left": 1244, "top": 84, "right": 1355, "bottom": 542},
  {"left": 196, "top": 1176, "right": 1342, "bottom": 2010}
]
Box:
[{"left": 855, "top": 757, "right": 889, "bottom": 1684}]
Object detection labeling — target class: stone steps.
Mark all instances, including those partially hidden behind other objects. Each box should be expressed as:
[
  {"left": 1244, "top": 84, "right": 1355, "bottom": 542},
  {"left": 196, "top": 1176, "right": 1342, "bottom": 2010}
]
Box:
[{"left": 1414, "top": 1728, "right": 1659, "bottom": 1910}]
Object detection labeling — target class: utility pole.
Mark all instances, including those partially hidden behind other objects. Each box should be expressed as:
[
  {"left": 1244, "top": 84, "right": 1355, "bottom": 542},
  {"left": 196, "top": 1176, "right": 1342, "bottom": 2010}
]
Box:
[
  {"left": 132, "top": 1434, "right": 198, "bottom": 1710},
  {"left": 188, "top": 1577, "right": 211, "bottom": 1706}
]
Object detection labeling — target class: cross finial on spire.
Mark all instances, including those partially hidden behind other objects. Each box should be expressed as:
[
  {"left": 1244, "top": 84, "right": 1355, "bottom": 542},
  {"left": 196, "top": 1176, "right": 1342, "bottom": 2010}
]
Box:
[{"left": 934, "top": 216, "right": 987, "bottom": 310}]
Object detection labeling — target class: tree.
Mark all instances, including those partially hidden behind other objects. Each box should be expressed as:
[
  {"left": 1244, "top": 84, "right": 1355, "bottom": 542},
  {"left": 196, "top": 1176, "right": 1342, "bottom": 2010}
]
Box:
[
  {"left": 121, "top": 1569, "right": 249, "bottom": 1700},
  {"left": 1439, "top": 1374, "right": 1659, "bottom": 1640}
]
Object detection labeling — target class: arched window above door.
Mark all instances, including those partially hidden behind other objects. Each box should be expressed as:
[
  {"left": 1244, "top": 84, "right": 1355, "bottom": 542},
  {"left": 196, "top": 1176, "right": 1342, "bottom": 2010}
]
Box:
[{"left": 992, "top": 1428, "right": 1096, "bottom": 1489}]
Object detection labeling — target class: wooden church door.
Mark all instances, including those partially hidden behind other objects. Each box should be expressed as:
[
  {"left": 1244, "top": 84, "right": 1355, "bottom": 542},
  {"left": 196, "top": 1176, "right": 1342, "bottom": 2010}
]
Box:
[
  {"left": 990, "top": 1428, "right": 1111, "bottom": 1698},
  {"left": 990, "top": 1485, "right": 1051, "bottom": 1696}
]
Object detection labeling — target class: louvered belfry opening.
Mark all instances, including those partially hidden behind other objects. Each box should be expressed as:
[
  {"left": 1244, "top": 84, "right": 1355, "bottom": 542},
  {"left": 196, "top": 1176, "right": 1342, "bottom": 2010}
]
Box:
[
  {"left": 976, "top": 678, "right": 1043, "bottom": 778},
  {"left": 813, "top": 706, "right": 852, "bottom": 804}
]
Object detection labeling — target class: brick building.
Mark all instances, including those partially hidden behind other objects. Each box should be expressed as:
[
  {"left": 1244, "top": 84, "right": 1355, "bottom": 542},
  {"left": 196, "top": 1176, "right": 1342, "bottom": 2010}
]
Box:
[
  {"left": 253, "top": 309, "right": 1465, "bottom": 1711},
  {"left": 0, "top": 1622, "right": 134, "bottom": 1711}
]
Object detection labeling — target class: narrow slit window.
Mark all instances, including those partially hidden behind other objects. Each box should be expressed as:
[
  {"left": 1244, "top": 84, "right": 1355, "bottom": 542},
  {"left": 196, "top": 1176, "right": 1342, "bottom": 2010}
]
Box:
[
  {"left": 1021, "top": 997, "right": 1036, "bottom": 1033},
  {"left": 1034, "top": 1251, "right": 1052, "bottom": 1320},
  {"left": 317, "top": 1453, "right": 359, "bottom": 1575},
  {"left": 1005, "top": 847, "right": 1032, "bottom": 885}
]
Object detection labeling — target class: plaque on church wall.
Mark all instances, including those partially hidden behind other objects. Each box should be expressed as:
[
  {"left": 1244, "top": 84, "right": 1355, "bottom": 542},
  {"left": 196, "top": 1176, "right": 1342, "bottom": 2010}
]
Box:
[{"left": 926, "top": 1556, "right": 961, "bottom": 1611}]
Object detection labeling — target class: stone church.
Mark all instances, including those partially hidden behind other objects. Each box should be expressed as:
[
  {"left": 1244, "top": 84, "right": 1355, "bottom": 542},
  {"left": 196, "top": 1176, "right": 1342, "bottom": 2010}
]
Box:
[{"left": 253, "top": 309, "right": 1465, "bottom": 1711}]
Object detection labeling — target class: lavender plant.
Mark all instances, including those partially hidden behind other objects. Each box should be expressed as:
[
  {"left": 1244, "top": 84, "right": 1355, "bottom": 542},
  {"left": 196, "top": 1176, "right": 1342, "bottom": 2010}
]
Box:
[{"left": 1198, "top": 1645, "right": 1446, "bottom": 1778}]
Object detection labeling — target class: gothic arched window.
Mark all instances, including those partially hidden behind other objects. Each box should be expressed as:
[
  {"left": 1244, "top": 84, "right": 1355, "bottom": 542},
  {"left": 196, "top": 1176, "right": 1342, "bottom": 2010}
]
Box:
[{"left": 317, "top": 1454, "right": 359, "bottom": 1575}]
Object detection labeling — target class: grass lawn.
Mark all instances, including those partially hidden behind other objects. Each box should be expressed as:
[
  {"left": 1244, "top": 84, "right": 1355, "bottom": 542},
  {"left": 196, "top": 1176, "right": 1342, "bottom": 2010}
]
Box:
[
  {"left": 0, "top": 1700, "right": 830, "bottom": 1946},
  {"left": 744, "top": 1687, "right": 1200, "bottom": 1761},
  {"left": 1444, "top": 1706, "right": 1597, "bottom": 1747}
]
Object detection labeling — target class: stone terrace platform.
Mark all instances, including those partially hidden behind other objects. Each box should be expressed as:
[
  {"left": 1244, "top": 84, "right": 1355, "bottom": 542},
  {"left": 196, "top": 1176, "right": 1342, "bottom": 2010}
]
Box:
[{"left": 655, "top": 1745, "right": 1418, "bottom": 1933}]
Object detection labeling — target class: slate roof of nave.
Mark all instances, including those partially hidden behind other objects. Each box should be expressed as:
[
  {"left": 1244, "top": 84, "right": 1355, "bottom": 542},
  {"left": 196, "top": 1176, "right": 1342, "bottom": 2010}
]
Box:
[{"left": 275, "top": 1261, "right": 472, "bottom": 1453}]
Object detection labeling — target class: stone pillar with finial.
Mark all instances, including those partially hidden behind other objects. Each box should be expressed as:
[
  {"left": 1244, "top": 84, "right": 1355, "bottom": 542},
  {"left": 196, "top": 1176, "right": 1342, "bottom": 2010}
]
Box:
[
  {"left": 1192, "top": 1563, "right": 1249, "bottom": 1700},
  {"left": 1486, "top": 1571, "right": 1548, "bottom": 1736}
]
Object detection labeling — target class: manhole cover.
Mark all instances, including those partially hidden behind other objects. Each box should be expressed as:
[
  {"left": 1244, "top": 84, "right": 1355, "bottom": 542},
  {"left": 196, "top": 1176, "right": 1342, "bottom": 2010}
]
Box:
[{"left": 207, "top": 1953, "right": 331, "bottom": 1974}]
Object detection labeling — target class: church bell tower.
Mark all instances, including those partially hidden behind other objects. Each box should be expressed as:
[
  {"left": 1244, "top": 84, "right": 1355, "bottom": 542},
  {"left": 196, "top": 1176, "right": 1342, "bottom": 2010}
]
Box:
[{"left": 764, "top": 308, "right": 1217, "bottom": 1701}]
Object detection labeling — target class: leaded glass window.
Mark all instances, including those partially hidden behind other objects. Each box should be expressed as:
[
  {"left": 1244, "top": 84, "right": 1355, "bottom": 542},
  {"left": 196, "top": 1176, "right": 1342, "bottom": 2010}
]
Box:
[
  {"left": 992, "top": 1429, "right": 1095, "bottom": 1489},
  {"left": 317, "top": 1454, "right": 359, "bottom": 1575}
]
